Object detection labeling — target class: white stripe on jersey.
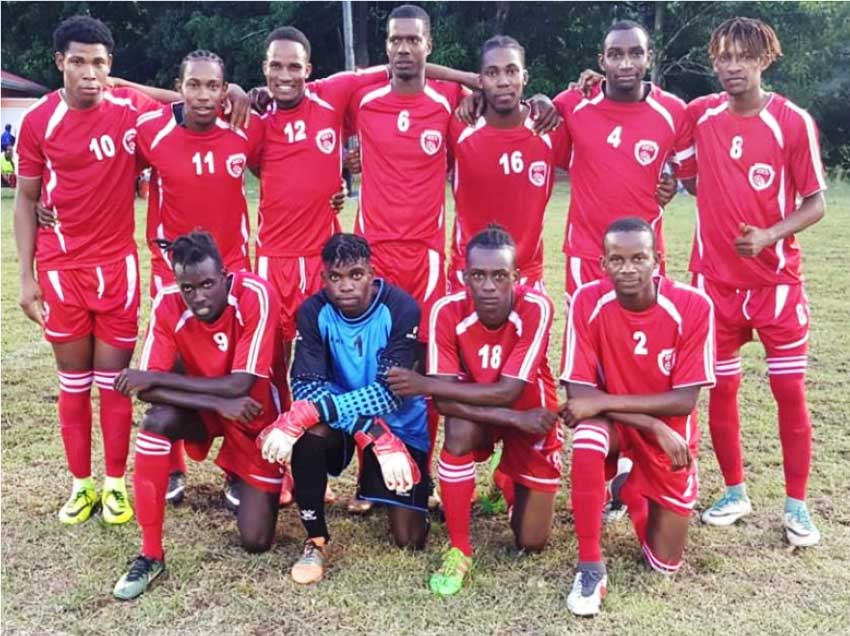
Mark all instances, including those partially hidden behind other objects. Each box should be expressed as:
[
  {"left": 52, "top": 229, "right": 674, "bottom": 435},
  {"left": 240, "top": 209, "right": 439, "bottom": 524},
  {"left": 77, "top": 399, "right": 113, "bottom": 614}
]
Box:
[
  {"left": 139, "top": 285, "right": 180, "bottom": 370},
  {"left": 428, "top": 291, "right": 467, "bottom": 375},
  {"left": 587, "top": 288, "right": 617, "bottom": 324},
  {"left": 696, "top": 100, "right": 728, "bottom": 126},
  {"left": 240, "top": 278, "right": 270, "bottom": 375},
  {"left": 784, "top": 100, "right": 827, "bottom": 192},
  {"left": 645, "top": 94, "right": 675, "bottom": 133},
  {"left": 424, "top": 249, "right": 440, "bottom": 302},
  {"left": 215, "top": 117, "right": 247, "bottom": 140},
  {"left": 423, "top": 84, "right": 452, "bottom": 114},
  {"left": 359, "top": 83, "right": 392, "bottom": 109},
  {"left": 572, "top": 90, "right": 604, "bottom": 114},
  {"left": 45, "top": 99, "right": 69, "bottom": 139},
  {"left": 655, "top": 291, "right": 684, "bottom": 335},
  {"left": 508, "top": 311, "right": 523, "bottom": 337},
  {"left": 456, "top": 116, "right": 487, "bottom": 145},
  {"left": 136, "top": 109, "right": 163, "bottom": 127},
  {"left": 759, "top": 105, "right": 784, "bottom": 148},
  {"left": 523, "top": 117, "right": 553, "bottom": 148},
  {"left": 304, "top": 89, "right": 335, "bottom": 111},
  {"left": 150, "top": 116, "right": 178, "bottom": 150},
  {"left": 560, "top": 281, "right": 602, "bottom": 383},
  {"left": 671, "top": 280, "right": 716, "bottom": 386},
  {"left": 124, "top": 253, "right": 137, "bottom": 310},
  {"left": 517, "top": 291, "right": 551, "bottom": 381},
  {"left": 103, "top": 92, "right": 138, "bottom": 110},
  {"left": 455, "top": 311, "right": 479, "bottom": 335}
]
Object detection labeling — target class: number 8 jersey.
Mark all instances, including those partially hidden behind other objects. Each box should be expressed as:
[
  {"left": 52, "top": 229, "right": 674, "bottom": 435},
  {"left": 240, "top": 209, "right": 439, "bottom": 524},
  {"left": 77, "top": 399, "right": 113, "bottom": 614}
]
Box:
[{"left": 15, "top": 88, "right": 159, "bottom": 269}]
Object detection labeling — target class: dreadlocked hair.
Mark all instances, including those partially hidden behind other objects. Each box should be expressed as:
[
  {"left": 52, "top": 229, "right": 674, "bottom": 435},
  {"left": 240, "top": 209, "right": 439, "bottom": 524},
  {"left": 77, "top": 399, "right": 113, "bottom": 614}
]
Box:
[
  {"left": 709, "top": 17, "right": 782, "bottom": 64},
  {"left": 467, "top": 223, "right": 516, "bottom": 254},
  {"left": 321, "top": 233, "right": 371, "bottom": 267},
  {"left": 156, "top": 231, "right": 224, "bottom": 270},
  {"left": 179, "top": 49, "right": 226, "bottom": 82}
]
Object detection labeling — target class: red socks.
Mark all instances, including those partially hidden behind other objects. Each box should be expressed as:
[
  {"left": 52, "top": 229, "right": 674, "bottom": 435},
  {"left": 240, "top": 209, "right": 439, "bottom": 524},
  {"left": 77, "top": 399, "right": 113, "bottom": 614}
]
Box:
[
  {"left": 168, "top": 441, "right": 187, "bottom": 474},
  {"left": 94, "top": 370, "right": 132, "bottom": 478},
  {"left": 570, "top": 422, "right": 609, "bottom": 563},
  {"left": 58, "top": 371, "right": 94, "bottom": 478},
  {"left": 438, "top": 449, "right": 475, "bottom": 556},
  {"left": 769, "top": 371, "right": 812, "bottom": 500},
  {"left": 707, "top": 367, "right": 744, "bottom": 487},
  {"left": 134, "top": 431, "right": 172, "bottom": 560}
]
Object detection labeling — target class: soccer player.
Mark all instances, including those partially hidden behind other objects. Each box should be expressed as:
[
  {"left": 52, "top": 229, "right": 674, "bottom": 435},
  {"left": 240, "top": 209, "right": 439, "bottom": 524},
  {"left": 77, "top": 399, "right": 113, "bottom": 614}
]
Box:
[
  {"left": 258, "top": 233, "right": 430, "bottom": 584},
  {"left": 680, "top": 18, "right": 826, "bottom": 545},
  {"left": 560, "top": 217, "right": 715, "bottom": 616},
  {"left": 447, "top": 36, "right": 569, "bottom": 292},
  {"left": 112, "top": 232, "right": 283, "bottom": 600},
  {"left": 13, "top": 16, "right": 159, "bottom": 526},
  {"left": 387, "top": 226, "right": 561, "bottom": 597},
  {"left": 553, "top": 20, "right": 689, "bottom": 299}
]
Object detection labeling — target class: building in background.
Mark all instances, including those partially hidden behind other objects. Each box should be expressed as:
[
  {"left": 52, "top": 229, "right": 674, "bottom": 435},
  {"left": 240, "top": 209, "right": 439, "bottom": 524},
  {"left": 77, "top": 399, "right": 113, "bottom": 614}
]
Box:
[{"left": 1, "top": 70, "right": 49, "bottom": 138}]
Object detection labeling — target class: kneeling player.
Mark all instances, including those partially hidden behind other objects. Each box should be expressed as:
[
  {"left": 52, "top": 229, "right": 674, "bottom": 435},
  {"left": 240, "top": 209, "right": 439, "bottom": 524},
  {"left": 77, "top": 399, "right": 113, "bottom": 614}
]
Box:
[
  {"left": 112, "top": 232, "right": 283, "bottom": 600},
  {"left": 258, "top": 233, "right": 430, "bottom": 585},
  {"left": 388, "top": 226, "right": 562, "bottom": 597},
  {"left": 560, "top": 218, "right": 715, "bottom": 616}
]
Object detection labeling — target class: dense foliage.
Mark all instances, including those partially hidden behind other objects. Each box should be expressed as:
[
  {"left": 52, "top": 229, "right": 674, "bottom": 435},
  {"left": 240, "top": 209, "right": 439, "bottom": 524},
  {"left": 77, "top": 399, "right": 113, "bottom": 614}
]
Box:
[{"left": 2, "top": 1, "right": 848, "bottom": 169}]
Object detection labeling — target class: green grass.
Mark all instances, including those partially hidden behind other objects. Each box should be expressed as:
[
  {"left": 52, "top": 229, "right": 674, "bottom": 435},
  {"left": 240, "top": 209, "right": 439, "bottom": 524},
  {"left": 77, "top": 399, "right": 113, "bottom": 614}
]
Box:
[{"left": 2, "top": 179, "right": 850, "bottom": 635}]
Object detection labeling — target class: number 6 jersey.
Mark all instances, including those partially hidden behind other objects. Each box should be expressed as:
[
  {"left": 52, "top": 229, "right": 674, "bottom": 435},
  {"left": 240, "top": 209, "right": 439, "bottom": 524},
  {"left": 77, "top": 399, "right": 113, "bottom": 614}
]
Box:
[{"left": 15, "top": 87, "right": 159, "bottom": 270}]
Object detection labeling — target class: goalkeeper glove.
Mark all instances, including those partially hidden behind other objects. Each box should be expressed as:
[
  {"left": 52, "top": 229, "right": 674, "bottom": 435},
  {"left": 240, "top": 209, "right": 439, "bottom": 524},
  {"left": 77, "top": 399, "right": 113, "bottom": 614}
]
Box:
[
  {"left": 353, "top": 418, "right": 421, "bottom": 494},
  {"left": 257, "top": 400, "right": 320, "bottom": 464}
]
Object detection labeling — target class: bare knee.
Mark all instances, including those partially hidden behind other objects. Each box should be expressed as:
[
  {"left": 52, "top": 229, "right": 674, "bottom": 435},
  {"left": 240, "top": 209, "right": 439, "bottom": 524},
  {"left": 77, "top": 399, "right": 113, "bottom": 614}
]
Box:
[
  {"left": 241, "top": 531, "right": 274, "bottom": 554},
  {"left": 389, "top": 511, "right": 429, "bottom": 550},
  {"left": 140, "top": 406, "right": 183, "bottom": 440},
  {"left": 514, "top": 528, "right": 550, "bottom": 553},
  {"left": 443, "top": 417, "right": 487, "bottom": 456}
]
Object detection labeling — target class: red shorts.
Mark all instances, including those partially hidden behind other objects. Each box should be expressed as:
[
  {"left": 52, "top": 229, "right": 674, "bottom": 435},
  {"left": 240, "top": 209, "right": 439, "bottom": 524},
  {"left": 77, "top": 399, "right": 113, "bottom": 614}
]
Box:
[
  {"left": 614, "top": 414, "right": 699, "bottom": 517},
  {"left": 38, "top": 253, "right": 140, "bottom": 349},
  {"left": 694, "top": 274, "right": 810, "bottom": 374},
  {"left": 150, "top": 253, "right": 250, "bottom": 300},
  {"left": 187, "top": 408, "right": 284, "bottom": 494},
  {"left": 255, "top": 254, "right": 324, "bottom": 341},
  {"left": 371, "top": 242, "right": 447, "bottom": 340}
]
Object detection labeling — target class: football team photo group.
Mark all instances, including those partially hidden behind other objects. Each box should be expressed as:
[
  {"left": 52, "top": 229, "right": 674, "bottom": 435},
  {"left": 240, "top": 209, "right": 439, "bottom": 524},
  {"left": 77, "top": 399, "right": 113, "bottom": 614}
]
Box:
[{"left": 3, "top": 1, "right": 847, "bottom": 633}]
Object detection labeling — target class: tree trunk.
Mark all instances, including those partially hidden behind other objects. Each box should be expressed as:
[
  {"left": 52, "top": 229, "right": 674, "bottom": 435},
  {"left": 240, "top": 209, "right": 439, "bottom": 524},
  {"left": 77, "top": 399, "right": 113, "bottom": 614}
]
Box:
[
  {"left": 353, "top": 0, "right": 369, "bottom": 67},
  {"left": 652, "top": 1, "right": 665, "bottom": 86},
  {"left": 494, "top": 1, "right": 510, "bottom": 32}
]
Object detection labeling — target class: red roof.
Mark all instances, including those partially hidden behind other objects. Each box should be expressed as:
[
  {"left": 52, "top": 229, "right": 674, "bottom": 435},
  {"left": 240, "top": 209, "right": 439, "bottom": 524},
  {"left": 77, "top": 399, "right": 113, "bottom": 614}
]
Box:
[{"left": 1, "top": 70, "right": 49, "bottom": 96}]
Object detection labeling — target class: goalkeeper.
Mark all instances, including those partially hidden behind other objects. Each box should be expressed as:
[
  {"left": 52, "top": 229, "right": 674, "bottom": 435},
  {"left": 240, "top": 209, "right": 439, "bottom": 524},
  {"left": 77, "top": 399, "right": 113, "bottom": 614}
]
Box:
[{"left": 259, "top": 233, "right": 431, "bottom": 585}]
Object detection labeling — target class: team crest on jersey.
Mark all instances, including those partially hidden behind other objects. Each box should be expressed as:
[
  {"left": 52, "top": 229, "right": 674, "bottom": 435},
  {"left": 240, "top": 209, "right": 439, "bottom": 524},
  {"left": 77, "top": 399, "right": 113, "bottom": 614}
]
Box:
[
  {"left": 634, "top": 139, "right": 659, "bottom": 166},
  {"left": 420, "top": 129, "right": 442, "bottom": 156},
  {"left": 528, "top": 161, "right": 548, "bottom": 187},
  {"left": 315, "top": 128, "right": 336, "bottom": 154},
  {"left": 226, "top": 153, "right": 247, "bottom": 178},
  {"left": 748, "top": 163, "right": 775, "bottom": 191},
  {"left": 122, "top": 128, "right": 137, "bottom": 154},
  {"left": 657, "top": 348, "right": 676, "bottom": 376}
]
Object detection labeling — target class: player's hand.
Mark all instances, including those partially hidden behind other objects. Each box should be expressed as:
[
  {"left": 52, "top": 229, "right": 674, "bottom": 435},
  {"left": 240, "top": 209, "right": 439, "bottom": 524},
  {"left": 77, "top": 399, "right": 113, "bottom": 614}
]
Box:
[
  {"left": 734, "top": 223, "right": 773, "bottom": 257},
  {"left": 386, "top": 366, "right": 430, "bottom": 398},
  {"left": 344, "top": 145, "right": 361, "bottom": 174},
  {"left": 512, "top": 408, "right": 558, "bottom": 436},
  {"left": 527, "top": 94, "right": 562, "bottom": 135},
  {"left": 561, "top": 395, "right": 606, "bottom": 422},
  {"left": 35, "top": 203, "right": 56, "bottom": 228},
  {"left": 114, "top": 369, "right": 155, "bottom": 396},
  {"left": 331, "top": 181, "right": 346, "bottom": 213},
  {"left": 652, "top": 420, "right": 692, "bottom": 471},
  {"left": 216, "top": 396, "right": 263, "bottom": 424},
  {"left": 353, "top": 418, "right": 420, "bottom": 494},
  {"left": 455, "top": 90, "right": 484, "bottom": 126},
  {"left": 19, "top": 276, "right": 46, "bottom": 326},
  {"left": 248, "top": 86, "right": 273, "bottom": 114},
  {"left": 223, "top": 83, "right": 251, "bottom": 130},
  {"left": 568, "top": 69, "right": 604, "bottom": 97},
  {"left": 655, "top": 174, "right": 677, "bottom": 207}
]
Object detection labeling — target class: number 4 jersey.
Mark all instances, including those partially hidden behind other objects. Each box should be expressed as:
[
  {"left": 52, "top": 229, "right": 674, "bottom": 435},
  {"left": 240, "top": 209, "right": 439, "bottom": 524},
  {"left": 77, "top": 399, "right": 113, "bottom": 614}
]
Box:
[{"left": 15, "top": 88, "right": 159, "bottom": 270}]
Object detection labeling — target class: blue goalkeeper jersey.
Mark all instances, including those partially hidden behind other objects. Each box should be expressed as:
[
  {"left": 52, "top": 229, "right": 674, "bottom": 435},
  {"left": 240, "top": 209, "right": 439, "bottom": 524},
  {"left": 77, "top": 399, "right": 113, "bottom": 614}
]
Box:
[{"left": 291, "top": 279, "right": 429, "bottom": 452}]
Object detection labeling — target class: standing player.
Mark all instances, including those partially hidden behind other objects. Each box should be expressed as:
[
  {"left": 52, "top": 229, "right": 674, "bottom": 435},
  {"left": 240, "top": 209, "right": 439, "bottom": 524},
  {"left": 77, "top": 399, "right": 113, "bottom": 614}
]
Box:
[
  {"left": 388, "top": 226, "right": 562, "bottom": 597},
  {"left": 554, "top": 21, "right": 688, "bottom": 300},
  {"left": 258, "top": 233, "right": 430, "bottom": 585},
  {"left": 681, "top": 18, "right": 826, "bottom": 545},
  {"left": 112, "top": 232, "right": 283, "bottom": 600},
  {"left": 561, "top": 218, "right": 715, "bottom": 616},
  {"left": 14, "top": 16, "right": 159, "bottom": 525},
  {"left": 447, "top": 36, "right": 569, "bottom": 291}
]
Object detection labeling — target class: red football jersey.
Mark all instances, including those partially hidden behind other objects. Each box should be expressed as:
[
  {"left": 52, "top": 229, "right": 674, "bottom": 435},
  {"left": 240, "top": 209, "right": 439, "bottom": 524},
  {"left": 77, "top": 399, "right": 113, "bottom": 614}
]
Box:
[
  {"left": 685, "top": 93, "right": 826, "bottom": 288},
  {"left": 448, "top": 116, "right": 570, "bottom": 282},
  {"left": 139, "top": 272, "right": 280, "bottom": 423},
  {"left": 428, "top": 285, "right": 557, "bottom": 410},
  {"left": 351, "top": 79, "right": 466, "bottom": 251},
  {"left": 136, "top": 106, "right": 263, "bottom": 277},
  {"left": 256, "top": 68, "right": 388, "bottom": 258},
  {"left": 553, "top": 83, "right": 693, "bottom": 260},
  {"left": 561, "top": 276, "right": 715, "bottom": 434},
  {"left": 15, "top": 88, "right": 158, "bottom": 270}
]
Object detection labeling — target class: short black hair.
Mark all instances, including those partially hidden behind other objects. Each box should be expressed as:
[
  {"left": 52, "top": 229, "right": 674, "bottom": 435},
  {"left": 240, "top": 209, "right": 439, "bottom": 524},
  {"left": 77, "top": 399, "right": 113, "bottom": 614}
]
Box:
[
  {"left": 388, "top": 4, "right": 431, "bottom": 36},
  {"left": 467, "top": 223, "right": 516, "bottom": 256},
  {"left": 53, "top": 15, "right": 115, "bottom": 54},
  {"left": 603, "top": 216, "right": 656, "bottom": 250},
  {"left": 322, "top": 233, "right": 371, "bottom": 267},
  {"left": 603, "top": 19, "right": 652, "bottom": 51},
  {"left": 480, "top": 35, "right": 525, "bottom": 68},
  {"left": 266, "top": 26, "right": 311, "bottom": 60},
  {"left": 178, "top": 49, "right": 226, "bottom": 82},
  {"left": 170, "top": 231, "right": 224, "bottom": 271},
  {"left": 4, "top": 124, "right": 11, "bottom": 131}
]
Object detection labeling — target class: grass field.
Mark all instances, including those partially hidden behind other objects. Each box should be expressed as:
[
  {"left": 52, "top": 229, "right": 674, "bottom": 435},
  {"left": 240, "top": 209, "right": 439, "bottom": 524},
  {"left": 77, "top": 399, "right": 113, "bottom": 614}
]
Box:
[{"left": 2, "top": 178, "right": 849, "bottom": 636}]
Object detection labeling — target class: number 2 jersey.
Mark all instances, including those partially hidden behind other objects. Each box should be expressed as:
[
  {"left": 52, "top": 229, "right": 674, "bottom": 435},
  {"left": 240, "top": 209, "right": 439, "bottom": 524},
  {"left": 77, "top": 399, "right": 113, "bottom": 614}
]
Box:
[
  {"left": 15, "top": 88, "right": 158, "bottom": 270},
  {"left": 554, "top": 83, "right": 693, "bottom": 261},
  {"left": 561, "top": 276, "right": 716, "bottom": 453},
  {"left": 684, "top": 92, "right": 827, "bottom": 288}
]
